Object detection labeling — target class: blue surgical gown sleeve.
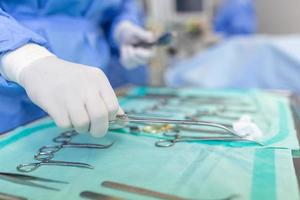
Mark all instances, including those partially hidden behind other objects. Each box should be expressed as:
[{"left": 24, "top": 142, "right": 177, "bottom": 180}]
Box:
[
  {"left": 0, "top": 8, "right": 48, "bottom": 133},
  {"left": 0, "top": 8, "right": 47, "bottom": 55}
]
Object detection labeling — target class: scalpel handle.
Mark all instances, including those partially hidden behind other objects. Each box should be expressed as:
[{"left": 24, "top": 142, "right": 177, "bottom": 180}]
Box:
[{"left": 80, "top": 191, "right": 124, "bottom": 200}]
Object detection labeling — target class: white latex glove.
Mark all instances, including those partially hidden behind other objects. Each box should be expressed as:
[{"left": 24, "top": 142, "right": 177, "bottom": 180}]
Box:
[
  {"left": 115, "top": 20, "right": 155, "bottom": 69},
  {"left": 0, "top": 44, "right": 123, "bottom": 137}
]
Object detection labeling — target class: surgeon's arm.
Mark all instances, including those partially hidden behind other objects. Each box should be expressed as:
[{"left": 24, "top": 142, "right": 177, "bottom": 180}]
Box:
[
  {"left": 0, "top": 8, "right": 48, "bottom": 57},
  {"left": 0, "top": 8, "right": 121, "bottom": 137},
  {"left": 110, "top": 0, "right": 155, "bottom": 69}
]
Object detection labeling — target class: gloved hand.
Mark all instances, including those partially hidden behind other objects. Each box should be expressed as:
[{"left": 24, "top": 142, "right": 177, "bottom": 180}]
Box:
[
  {"left": 18, "top": 56, "right": 121, "bottom": 137},
  {"left": 115, "top": 20, "right": 155, "bottom": 69},
  {"left": 0, "top": 43, "right": 123, "bottom": 137}
]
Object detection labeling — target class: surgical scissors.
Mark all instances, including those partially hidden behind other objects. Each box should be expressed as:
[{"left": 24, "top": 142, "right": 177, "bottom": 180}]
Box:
[
  {"left": 17, "top": 160, "right": 94, "bottom": 173},
  {"left": 51, "top": 131, "right": 114, "bottom": 149},
  {"left": 17, "top": 131, "right": 113, "bottom": 173},
  {"left": 36, "top": 131, "right": 113, "bottom": 154},
  {"left": 155, "top": 131, "right": 253, "bottom": 147},
  {"left": 31, "top": 131, "right": 113, "bottom": 167}
]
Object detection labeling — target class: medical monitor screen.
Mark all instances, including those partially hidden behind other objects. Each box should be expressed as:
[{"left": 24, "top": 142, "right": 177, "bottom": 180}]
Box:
[{"left": 176, "top": 0, "right": 204, "bottom": 13}]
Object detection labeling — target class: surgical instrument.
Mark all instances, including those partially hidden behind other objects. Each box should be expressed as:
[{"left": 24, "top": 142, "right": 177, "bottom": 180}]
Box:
[
  {"left": 141, "top": 92, "right": 244, "bottom": 101},
  {"left": 0, "top": 172, "right": 68, "bottom": 191},
  {"left": 80, "top": 191, "right": 124, "bottom": 200},
  {"left": 130, "top": 124, "right": 234, "bottom": 135},
  {"left": 189, "top": 106, "right": 257, "bottom": 117},
  {"left": 126, "top": 100, "right": 256, "bottom": 119},
  {"left": 101, "top": 181, "right": 188, "bottom": 200},
  {"left": 53, "top": 131, "right": 114, "bottom": 149},
  {"left": 125, "top": 124, "right": 258, "bottom": 149},
  {"left": 35, "top": 132, "right": 113, "bottom": 155},
  {"left": 150, "top": 103, "right": 257, "bottom": 116},
  {"left": 111, "top": 115, "right": 263, "bottom": 144},
  {"left": 125, "top": 93, "right": 252, "bottom": 106},
  {"left": 186, "top": 112, "right": 238, "bottom": 121},
  {"left": 0, "top": 192, "right": 27, "bottom": 200},
  {"left": 134, "top": 32, "right": 175, "bottom": 48},
  {"left": 17, "top": 160, "right": 94, "bottom": 173},
  {"left": 101, "top": 181, "right": 239, "bottom": 200},
  {"left": 155, "top": 132, "right": 255, "bottom": 148},
  {"left": 36, "top": 143, "right": 113, "bottom": 155},
  {"left": 125, "top": 109, "right": 173, "bottom": 118},
  {"left": 17, "top": 131, "right": 112, "bottom": 172},
  {"left": 111, "top": 114, "right": 244, "bottom": 138},
  {"left": 184, "top": 115, "right": 236, "bottom": 127}
]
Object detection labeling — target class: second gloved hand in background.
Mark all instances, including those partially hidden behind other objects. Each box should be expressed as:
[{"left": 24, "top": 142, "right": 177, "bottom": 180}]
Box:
[{"left": 115, "top": 20, "right": 155, "bottom": 69}]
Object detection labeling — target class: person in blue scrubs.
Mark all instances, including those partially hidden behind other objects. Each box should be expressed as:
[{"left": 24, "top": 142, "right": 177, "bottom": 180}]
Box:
[
  {"left": 213, "top": 0, "right": 257, "bottom": 36},
  {"left": 0, "top": 0, "right": 154, "bottom": 136}
]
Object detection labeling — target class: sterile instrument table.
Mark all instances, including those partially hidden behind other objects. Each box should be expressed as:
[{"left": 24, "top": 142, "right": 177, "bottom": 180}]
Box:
[{"left": 0, "top": 87, "right": 299, "bottom": 200}]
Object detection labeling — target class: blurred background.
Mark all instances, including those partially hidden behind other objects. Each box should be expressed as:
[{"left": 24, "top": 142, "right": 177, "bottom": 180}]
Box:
[{"left": 140, "top": 0, "right": 300, "bottom": 94}]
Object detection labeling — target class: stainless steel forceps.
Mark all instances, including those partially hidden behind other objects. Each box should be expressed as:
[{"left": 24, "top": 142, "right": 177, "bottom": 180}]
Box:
[
  {"left": 111, "top": 114, "right": 241, "bottom": 137},
  {"left": 155, "top": 132, "right": 252, "bottom": 147},
  {"left": 110, "top": 114, "right": 261, "bottom": 145}
]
